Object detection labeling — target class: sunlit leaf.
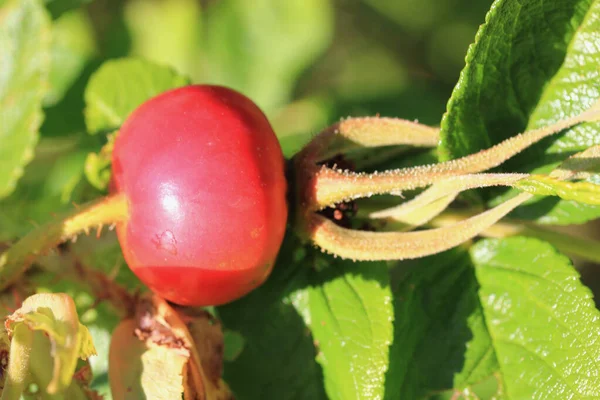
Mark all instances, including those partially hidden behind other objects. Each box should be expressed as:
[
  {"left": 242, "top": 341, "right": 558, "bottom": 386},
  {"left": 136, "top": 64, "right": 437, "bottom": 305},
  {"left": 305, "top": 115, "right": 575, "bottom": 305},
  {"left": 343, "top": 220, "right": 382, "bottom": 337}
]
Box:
[
  {"left": 514, "top": 174, "right": 600, "bottom": 205},
  {"left": 0, "top": 0, "right": 51, "bottom": 199},
  {"left": 440, "top": 0, "right": 600, "bottom": 223},
  {"left": 84, "top": 58, "right": 189, "bottom": 134},
  {"left": 472, "top": 237, "right": 600, "bottom": 397},
  {"left": 27, "top": 331, "right": 101, "bottom": 399},
  {"left": 0, "top": 136, "right": 97, "bottom": 242},
  {"left": 305, "top": 259, "right": 393, "bottom": 400},
  {"left": 385, "top": 249, "right": 498, "bottom": 398},
  {"left": 218, "top": 236, "right": 327, "bottom": 399},
  {"left": 83, "top": 130, "right": 116, "bottom": 191}
]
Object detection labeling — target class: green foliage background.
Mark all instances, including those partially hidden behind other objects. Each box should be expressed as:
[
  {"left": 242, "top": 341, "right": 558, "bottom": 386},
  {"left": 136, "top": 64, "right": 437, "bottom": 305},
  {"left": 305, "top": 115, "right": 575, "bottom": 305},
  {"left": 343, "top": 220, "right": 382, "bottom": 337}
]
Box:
[{"left": 3, "top": 0, "right": 600, "bottom": 399}]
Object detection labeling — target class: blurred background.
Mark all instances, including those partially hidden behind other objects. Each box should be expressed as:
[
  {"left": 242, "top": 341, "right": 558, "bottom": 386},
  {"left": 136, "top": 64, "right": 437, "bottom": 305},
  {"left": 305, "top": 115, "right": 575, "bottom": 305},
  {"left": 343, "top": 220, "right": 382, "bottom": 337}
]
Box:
[{"left": 46, "top": 0, "right": 495, "bottom": 151}]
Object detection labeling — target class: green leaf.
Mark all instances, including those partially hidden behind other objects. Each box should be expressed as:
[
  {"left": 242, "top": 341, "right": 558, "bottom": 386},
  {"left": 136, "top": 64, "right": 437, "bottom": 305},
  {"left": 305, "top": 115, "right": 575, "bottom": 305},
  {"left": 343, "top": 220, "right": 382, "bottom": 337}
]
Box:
[
  {"left": 385, "top": 250, "right": 498, "bottom": 399},
  {"left": 514, "top": 174, "right": 600, "bottom": 205},
  {"left": 6, "top": 293, "right": 96, "bottom": 394},
  {"left": 44, "top": 146, "right": 88, "bottom": 202},
  {"left": 218, "top": 236, "right": 327, "bottom": 400},
  {"left": 507, "top": 188, "right": 600, "bottom": 224},
  {"left": 84, "top": 130, "right": 116, "bottom": 190},
  {"left": 44, "top": 9, "right": 96, "bottom": 106},
  {"left": 472, "top": 237, "right": 600, "bottom": 398},
  {"left": 29, "top": 253, "right": 127, "bottom": 398},
  {"left": 305, "top": 260, "right": 393, "bottom": 400},
  {"left": 27, "top": 332, "right": 97, "bottom": 399},
  {"left": 203, "top": 0, "right": 333, "bottom": 113},
  {"left": 0, "top": 0, "right": 51, "bottom": 199},
  {"left": 84, "top": 58, "right": 189, "bottom": 134},
  {"left": 440, "top": 0, "right": 600, "bottom": 224},
  {"left": 222, "top": 330, "right": 245, "bottom": 362},
  {"left": 40, "top": 61, "right": 97, "bottom": 137}
]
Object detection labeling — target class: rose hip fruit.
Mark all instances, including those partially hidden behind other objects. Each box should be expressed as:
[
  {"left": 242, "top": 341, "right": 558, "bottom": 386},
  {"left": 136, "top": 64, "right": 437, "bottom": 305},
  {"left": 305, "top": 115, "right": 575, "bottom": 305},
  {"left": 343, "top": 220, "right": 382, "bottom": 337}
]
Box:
[{"left": 111, "top": 85, "right": 288, "bottom": 306}]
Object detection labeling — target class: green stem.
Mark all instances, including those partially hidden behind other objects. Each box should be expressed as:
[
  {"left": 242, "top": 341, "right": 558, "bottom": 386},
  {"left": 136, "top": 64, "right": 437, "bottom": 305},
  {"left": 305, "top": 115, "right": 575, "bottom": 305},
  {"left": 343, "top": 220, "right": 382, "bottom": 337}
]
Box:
[
  {"left": 429, "top": 212, "right": 600, "bottom": 264},
  {"left": 0, "top": 194, "right": 129, "bottom": 292},
  {"left": 1, "top": 324, "right": 33, "bottom": 400},
  {"left": 525, "top": 226, "right": 600, "bottom": 264}
]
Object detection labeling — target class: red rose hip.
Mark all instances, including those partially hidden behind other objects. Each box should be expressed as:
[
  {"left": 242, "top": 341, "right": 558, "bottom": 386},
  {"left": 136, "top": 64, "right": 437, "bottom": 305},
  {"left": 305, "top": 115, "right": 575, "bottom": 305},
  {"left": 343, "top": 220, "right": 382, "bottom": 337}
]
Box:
[{"left": 110, "top": 85, "right": 288, "bottom": 306}]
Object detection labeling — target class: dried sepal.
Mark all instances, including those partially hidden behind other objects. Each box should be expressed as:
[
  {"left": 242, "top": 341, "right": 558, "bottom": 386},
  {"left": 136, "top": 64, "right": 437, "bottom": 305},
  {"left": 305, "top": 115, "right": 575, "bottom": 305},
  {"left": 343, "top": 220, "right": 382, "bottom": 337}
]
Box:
[{"left": 109, "top": 295, "right": 233, "bottom": 400}]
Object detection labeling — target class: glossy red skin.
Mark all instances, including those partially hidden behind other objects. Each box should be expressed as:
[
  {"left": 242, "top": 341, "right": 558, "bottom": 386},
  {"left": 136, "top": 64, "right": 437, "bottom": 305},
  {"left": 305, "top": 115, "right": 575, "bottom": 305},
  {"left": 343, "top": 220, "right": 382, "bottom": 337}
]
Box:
[{"left": 111, "top": 85, "right": 287, "bottom": 306}]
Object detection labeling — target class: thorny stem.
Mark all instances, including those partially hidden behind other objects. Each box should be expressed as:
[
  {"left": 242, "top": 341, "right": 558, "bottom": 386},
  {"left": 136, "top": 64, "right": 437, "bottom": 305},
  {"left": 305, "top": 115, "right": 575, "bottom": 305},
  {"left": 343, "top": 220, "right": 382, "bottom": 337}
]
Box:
[
  {"left": 307, "top": 103, "right": 600, "bottom": 210},
  {"left": 0, "top": 194, "right": 129, "bottom": 292}
]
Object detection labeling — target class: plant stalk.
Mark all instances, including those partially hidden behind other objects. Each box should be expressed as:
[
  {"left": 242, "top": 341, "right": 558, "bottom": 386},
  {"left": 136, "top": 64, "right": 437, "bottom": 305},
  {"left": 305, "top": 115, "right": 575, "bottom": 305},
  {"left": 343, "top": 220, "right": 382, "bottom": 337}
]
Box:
[
  {"left": 429, "top": 212, "right": 600, "bottom": 264},
  {"left": 0, "top": 194, "right": 129, "bottom": 292}
]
